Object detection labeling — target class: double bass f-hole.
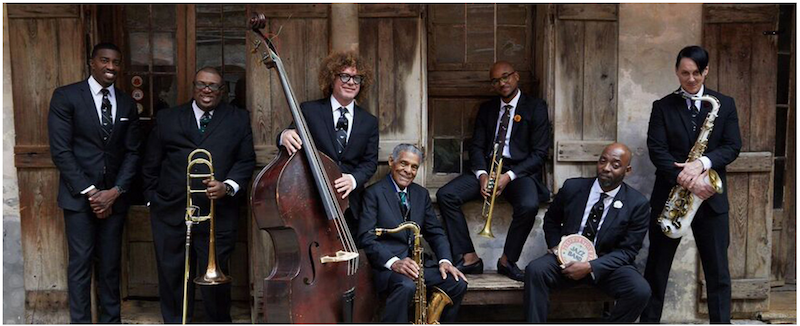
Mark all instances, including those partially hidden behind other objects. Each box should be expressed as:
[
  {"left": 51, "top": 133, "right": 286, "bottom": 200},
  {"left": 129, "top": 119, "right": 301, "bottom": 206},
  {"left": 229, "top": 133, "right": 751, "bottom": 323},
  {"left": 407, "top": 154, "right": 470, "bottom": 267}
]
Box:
[{"left": 304, "top": 241, "right": 319, "bottom": 285}]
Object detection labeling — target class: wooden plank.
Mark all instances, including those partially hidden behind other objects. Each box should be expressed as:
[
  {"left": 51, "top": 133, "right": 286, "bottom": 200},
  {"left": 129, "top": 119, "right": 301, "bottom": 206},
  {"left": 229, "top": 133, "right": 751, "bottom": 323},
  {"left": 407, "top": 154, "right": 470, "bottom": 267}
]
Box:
[
  {"left": 247, "top": 17, "right": 273, "bottom": 150},
  {"left": 749, "top": 22, "right": 778, "bottom": 152},
  {"left": 268, "top": 18, "right": 301, "bottom": 144},
  {"left": 253, "top": 4, "right": 329, "bottom": 18},
  {"left": 7, "top": 4, "right": 80, "bottom": 18},
  {"left": 465, "top": 4, "right": 494, "bottom": 65},
  {"left": 14, "top": 145, "right": 53, "bottom": 168},
  {"left": 582, "top": 21, "right": 617, "bottom": 141},
  {"left": 704, "top": 4, "right": 778, "bottom": 24},
  {"left": 557, "top": 140, "right": 613, "bottom": 162},
  {"left": 429, "top": 4, "right": 464, "bottom": 25},
  {"left": 497, "top": 4, "right": 529, "bottom": 26},
  {"left": 359, "top": 4, "right": 421, "bottom": 18},
  {"left": 377, "top": 19, "right": 396, "bottom": 133},
  {"left": 553, "top": 19, "right": 584, "bottom": 190},
  {"left": 126, "top": 206, "right": 152, "bottom": 242},
  {"left": 388, "top": 17, "right": 419, "bottom": 136},
  {"left": 703, "top": 23, "right": 720, "bottom": 91},
  {"left": 431, "top": 98, "right": 463, "bottom": 137},
  {"left": 496, "top": 25, "right": 529, "bottom": 70},
  {"left": 303, "top": 19, "right": 327, "bottom": 102},
  {"left": 427, "top": 70, "right": 535, "bottom": 98},
  {"left": 254, "top": 144, "right": 279, "bottom": 168},
  {"left": 727, "top": 174, "right": 749, "bottom": 279},
  {"left": 359, "top": 17, "right": 379, "bottom": 115},
  {"left": 557, "top": 4, "right": 617, "bottom": 21},
  {"left": 700, "top": 278, "right": 770, "bottom": 300},
  {"left": 24, "top": 290, "right": 70, "bottom": 324},
  {"left": 783, "top": 16, "right": 796, "bottom": 283},
  {"left": 727, "top": 151, "right": 773, "bottom": 172},
  {"left": 719, "top": 24, "right": 753, "bottom": 152},
  {"left": 746, "top": 173, "right": 772, "bottom": 279},
  {"left": 126, "top": 243, "right": 159, "bottom": 297}
]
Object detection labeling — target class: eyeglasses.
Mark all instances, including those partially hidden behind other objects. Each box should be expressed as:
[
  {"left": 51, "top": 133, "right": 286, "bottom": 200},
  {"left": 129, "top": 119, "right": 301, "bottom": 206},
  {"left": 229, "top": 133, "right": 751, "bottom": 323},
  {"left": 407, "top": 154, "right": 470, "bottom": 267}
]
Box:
[
  {"left": 490, "top": 71, "right": 516, "bottom": 86},
  {"left": 337, "top": 73, "right": 364, "bottom": 85},
  {"left": 193, "top": 82, "right": 223, "bottom": 91}
]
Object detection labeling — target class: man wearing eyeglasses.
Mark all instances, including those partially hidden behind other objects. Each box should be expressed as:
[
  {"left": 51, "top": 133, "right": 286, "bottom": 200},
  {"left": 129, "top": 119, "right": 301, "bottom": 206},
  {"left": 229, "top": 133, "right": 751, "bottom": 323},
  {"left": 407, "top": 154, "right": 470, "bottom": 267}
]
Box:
[
  {"left": 143, "top": 67, "right": 256, "bottom": 323},
  {"left": 437, "top": 61, "right": 550, "bottom": 282},
  {"left": 278, "top": 51, "right": 379, "bottom": 233}
]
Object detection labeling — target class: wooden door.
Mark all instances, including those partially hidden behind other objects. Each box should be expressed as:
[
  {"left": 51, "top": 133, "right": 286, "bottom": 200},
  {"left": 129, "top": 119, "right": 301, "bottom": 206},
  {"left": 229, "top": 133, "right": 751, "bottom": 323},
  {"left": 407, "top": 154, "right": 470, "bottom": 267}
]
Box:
[
  {"left": 701, "top": 3, "right": 779, "bottom": 317},
  {"left": 552, "top": 4, "right": 618, "bottom": 190},
  {"left": 7, "top": 4, "right": 87, "bottom": 323}
]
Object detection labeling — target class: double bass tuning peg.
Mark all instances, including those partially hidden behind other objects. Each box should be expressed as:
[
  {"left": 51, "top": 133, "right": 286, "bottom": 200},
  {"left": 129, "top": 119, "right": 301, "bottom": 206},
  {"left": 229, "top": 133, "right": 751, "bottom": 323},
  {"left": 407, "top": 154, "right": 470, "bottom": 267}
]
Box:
[{"left": 250, "top": 39, "right": 261, "bottom": 53}]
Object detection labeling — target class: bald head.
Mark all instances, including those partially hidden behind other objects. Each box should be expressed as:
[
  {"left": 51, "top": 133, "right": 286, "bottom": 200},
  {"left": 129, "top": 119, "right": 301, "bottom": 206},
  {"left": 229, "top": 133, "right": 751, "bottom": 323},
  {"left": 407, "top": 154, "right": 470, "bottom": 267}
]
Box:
[
  {"left": 489, "top": 61, "right": 519, "bottom": 101},
  {"left": 596, "top": 142, "right": 633, "bottom": 191}
]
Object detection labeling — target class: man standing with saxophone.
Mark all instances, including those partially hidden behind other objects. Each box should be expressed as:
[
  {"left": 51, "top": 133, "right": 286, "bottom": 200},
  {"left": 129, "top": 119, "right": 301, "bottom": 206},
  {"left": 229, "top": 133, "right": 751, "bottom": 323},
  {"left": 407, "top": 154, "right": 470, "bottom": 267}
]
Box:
[
  {"left": 358, "top": 144, "right": 467, "bottom": 323},
  {"left": 142, "top": 67, "right": 256, "bottom": 323},
  {"left": 641, "top": 45, "right": 742, "bottom": 323},
  {"left": 437, "top": 61, "right": 550, "bottom": 281}
]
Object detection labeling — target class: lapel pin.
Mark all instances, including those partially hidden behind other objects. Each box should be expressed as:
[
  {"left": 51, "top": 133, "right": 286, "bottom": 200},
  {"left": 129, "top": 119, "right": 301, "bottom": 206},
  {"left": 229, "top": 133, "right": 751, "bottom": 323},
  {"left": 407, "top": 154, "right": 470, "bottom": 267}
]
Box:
[
  {"left": 513, "top": 114, "right": 522, "bottom": 122},
  {"left": 613, "top": 200, "right": 623, "bottom": 209}
]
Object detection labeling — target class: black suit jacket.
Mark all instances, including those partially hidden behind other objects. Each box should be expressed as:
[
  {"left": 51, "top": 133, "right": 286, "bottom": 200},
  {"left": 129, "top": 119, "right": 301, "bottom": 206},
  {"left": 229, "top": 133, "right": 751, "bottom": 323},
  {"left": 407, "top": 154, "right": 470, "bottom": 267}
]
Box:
[
  {"left": 358, "top": 176, "right": 452, "bottom": 292},
  {"left": 142, "top": 101, "right": 256, "bottom": 232},
  {"left": 469, "top": 93, "right": 550, "bottom": 199},
  {"left": 277, "top": 98, "right": 380, "bottom": 218},
  {"left": 647, "top": 87, "right": 742, "bottom": 214},
  {"left": 48, "top": 79, "right": 141, "bottom": 212},
  {"left": 543, "top": 178, "right": 650, "bottom": 282}
]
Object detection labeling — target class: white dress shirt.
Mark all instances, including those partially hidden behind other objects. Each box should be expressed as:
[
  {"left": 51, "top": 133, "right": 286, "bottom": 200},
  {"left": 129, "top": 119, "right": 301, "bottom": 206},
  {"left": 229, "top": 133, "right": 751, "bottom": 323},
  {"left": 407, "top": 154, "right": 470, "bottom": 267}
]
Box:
[
  {"left": 680, "top": 84, "right": 712, "bottom": 171},
  {"left": 80, "top": 76, "right": 118, "bottom": 194},
  {"left": 577, "top": 179, "right": 621, "bottom": 245},
  {"left": 475, "top": 89, "right": 522, "bottom": 181}
]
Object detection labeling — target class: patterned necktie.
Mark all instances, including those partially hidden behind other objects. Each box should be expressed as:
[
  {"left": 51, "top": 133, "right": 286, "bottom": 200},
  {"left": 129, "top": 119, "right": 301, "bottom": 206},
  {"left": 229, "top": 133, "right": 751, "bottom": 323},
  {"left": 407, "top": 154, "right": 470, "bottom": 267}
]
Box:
[
  {"left": 495, "top": 105, "right": 512, "bottom": 153},
  {"left": 335, "top": 107, "right": 349, "bottom": 155},
  {"left": 199, "top": 111, "right": 212, "bottom": 134},
  {"left": 100, "top": 88, "right": 113, "bottom": 142},
  {"left": 582, "top": 193, "right": 609, "bottom": 242},
  {"left": 399, "top": 191, "right": 409, "bottom": 219},
  {"left": 690, "top": 101, "right": 700, "bottom": 133}
]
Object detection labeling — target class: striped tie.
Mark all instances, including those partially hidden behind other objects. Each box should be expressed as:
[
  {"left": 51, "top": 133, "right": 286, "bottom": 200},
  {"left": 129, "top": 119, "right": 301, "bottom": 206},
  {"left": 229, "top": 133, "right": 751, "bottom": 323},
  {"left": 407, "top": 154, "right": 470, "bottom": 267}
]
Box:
[
  {"left": 100, "top": 88, "right": 113, "bottom": 142},
  {"left": 335, "top": 107, "right": 349, "bottom": 155},
  {"left": 690, "top": 101, "right": 700, "bottom": 133}
]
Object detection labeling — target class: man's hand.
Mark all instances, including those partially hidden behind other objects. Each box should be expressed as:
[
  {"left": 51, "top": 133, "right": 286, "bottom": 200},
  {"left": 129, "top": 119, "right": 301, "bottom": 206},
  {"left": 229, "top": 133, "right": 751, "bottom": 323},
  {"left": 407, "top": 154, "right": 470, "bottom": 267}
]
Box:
[
  {"left": 391, "top": 257, "right": 420, "bottom": 280},
  {"left": 688, "top": 170, "right": 716, "bottom": 200},
  {"left": 675, "top": 160, "right": 704, "bottom": 189},
  {"left": 89, "top": 188, "right": 120, "bottom": 219},
  {"left": 203, "top": 179, "right": 226, "bottom": 200},
  {"left": 280, "top": 129, "right": 303, "bottom": 155},
  {"left": 561, "top": 261, "right": 592, "bottom": 280},
  {"left": 334, "top": 174, "right": 355, "bottom": 199},
  {"left": 479, "top": 174, "right": 490, "bottom": 198},
  {"left": 547, "top": 246, "right": 559, "bottom": 255},
  {"left": 494, "top": 173, "right": 512, "bottom": 196},
  {"left": 439, "top": 261, "right": 467, "bottom": 283}
]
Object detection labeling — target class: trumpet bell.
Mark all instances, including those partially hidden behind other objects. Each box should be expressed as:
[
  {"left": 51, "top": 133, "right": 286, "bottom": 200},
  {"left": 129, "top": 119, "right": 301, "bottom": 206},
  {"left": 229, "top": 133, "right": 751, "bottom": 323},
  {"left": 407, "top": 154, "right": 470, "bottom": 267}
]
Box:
[
  {"left": 194, "top": 265, "right": 232, "bottom": 285},
  {"left": 477, "top": 224, "right": 495, "bottom": 238}
]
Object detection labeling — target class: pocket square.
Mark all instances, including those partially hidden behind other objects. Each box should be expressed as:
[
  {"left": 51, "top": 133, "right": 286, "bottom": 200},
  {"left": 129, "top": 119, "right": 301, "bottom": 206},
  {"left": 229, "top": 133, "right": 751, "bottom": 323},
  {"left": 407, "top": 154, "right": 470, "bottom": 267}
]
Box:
[{"left": 119, "top": 117, "right": 129, "bottom": 121}]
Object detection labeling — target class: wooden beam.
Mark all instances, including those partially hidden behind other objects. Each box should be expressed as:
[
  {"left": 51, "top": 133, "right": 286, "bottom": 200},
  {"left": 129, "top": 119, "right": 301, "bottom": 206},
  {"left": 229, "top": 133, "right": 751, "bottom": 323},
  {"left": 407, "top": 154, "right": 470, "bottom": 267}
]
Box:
[
  {"left": 556, "top": 140, "right": 614, "bottom": 162},
  {"left": 359, "top": 4, "right": 421, "bottom": 18},
  {"left": 7, "top": 4, "right": 80, "bottom": 18},
  {"left": 704, "top": 4, "right": 778, "bottom": 24},
  {"left": 727, "top": 151, "right": 773, "bottom": 173},
  {"left": 14, "top": 145, "right": 53, "bottom": 168},
  {"left": 699, "top": 278, "right": 770, "bottom": 300},
  {"left": 557, "top": 4, "right": 618, "bottom": 21}
]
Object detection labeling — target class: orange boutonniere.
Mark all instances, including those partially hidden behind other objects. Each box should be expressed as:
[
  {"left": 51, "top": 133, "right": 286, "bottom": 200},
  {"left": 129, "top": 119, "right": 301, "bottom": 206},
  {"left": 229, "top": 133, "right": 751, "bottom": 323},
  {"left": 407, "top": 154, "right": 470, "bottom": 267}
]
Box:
[{"left": 513, "top": 114, "right": 522, "bottom": 122}]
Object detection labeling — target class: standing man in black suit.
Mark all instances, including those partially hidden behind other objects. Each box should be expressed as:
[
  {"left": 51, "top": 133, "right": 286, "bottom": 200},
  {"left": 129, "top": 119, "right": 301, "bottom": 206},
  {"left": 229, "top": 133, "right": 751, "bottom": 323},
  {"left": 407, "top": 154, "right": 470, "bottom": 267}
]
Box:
[
  {"left": 358, "top": 144, "right": 468, "bottom": 323},
  {"left": 437, "top": 61, "right": 550, "bottom": 281},
  {"left": 524, "top": 143, "right": 651, "bottom": 323},
  {"left": 142, "top": 67, "right": 256, "bottom": 323},
  {"left": 48, "top": 42, "right": 141, "bottom": 323},
  {"left": 641, "top": 46, "right": 741, "bottom": 323},
  {"left": 278, "top": 51, "right": 379, "bottom": 231}
]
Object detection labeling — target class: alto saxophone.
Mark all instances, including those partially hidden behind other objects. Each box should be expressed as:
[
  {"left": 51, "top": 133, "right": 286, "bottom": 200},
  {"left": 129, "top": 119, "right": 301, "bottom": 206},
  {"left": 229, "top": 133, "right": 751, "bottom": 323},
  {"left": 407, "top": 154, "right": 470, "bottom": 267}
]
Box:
[
  {"left": 478, "top": 143, "right": 504, "bottom": 238},
  {"left": 657, "top": 91, "right": 724, "bottom": 239},
  {"left": 374, "top": 222, "right": 453, "bottom": 324}
]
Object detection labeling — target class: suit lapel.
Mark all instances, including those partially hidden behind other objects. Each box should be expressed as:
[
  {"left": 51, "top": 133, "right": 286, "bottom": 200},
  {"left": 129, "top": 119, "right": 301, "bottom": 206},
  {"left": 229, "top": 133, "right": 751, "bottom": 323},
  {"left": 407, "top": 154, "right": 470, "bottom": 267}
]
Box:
[
  {"left": 181, "top": 104, "right": 201, "bottom": 145},
  {"left": 570, "top": 182, "right": 593, "bottom": 233},
  {"left": 507, "top": 94, "right": 525, "bottom": 156},
  {"left": 380, "top": 178, "right": 405, "bottom": 225},
  {"left": 340, "top": 104, "right": 363, "bottom": 159},
  {"left": 78, "top": 81, "right": 105, "bottom": 147},
  {"left": 198, "top": 103, "right": 230, "bottom": 145},
  {"left": 596, "top": 184, "right": 626, "bottom": 246},
  {"left": 487, "top": 98, "right": 501, "bottom": 144},
  {"left": 671, "top": 91, "right": 697, "bottom": 140},
  {"left": 106, "top": 89, "right": 128, "bottom": 146}
]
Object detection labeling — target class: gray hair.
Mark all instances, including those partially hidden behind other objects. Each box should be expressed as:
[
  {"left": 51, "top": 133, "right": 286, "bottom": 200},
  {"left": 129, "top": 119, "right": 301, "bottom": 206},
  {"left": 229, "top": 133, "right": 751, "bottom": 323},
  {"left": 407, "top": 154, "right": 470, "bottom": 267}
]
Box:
[{"left": 391, "top": 143, "right": 424, "bottom": 162}]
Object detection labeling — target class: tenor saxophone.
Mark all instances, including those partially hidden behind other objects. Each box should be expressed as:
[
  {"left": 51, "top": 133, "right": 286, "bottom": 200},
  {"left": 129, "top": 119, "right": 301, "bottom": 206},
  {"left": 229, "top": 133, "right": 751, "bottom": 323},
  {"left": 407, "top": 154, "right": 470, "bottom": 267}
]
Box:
[
  {"left": 657, "top": 91, "right": 724, "bottom": 239},
  {"left": 374, "top": 222, "right": 453, "bottom": 324}
]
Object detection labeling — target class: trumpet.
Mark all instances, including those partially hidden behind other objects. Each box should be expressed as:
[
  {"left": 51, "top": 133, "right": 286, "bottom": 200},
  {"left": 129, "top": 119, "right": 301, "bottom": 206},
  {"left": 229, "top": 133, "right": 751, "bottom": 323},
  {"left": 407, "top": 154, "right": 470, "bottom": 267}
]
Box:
[
  {"left": 182, "top": 149, "right": 231, "bottom": 324},
  {"left": 478, "top": 143, "right": 504, "bottom": 238}
]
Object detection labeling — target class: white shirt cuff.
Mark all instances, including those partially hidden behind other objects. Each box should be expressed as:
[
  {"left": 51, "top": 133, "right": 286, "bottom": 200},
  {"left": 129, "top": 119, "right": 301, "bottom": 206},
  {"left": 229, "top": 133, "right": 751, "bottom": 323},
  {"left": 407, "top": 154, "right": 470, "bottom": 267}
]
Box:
[
  {"left": 506, "top": 170, "right": 517, "bottom": 181},
  {"left": 475, "top": 170, "right": 487, "bottom": 179},
  {"left": 385, "top": 257, "right": 400, "bottom": 270},
  {"left": 438, "top": 259, "right": 451, "bottom": 266},
  {"left": 699, "top": 156, "right": 712, "bottom": 171},
  {"left": 278, "top": 129, "right": 287, "bottom": 147},
  {"left": 81, "top": 185, "right": 97, "bottom": 195},
  {"left": 223, "top": 179, "right": 240, "bottom": 196},
  {"left": 346, "top": 174, "right": 357, "bottom": 189}
]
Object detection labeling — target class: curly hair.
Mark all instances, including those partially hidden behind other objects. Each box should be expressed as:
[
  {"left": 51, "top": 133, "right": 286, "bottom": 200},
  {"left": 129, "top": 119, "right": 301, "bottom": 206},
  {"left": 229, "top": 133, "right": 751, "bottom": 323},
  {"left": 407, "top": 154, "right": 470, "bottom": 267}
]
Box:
[{"left": 318, "top": 51, "right": 373, "bottom": 104}]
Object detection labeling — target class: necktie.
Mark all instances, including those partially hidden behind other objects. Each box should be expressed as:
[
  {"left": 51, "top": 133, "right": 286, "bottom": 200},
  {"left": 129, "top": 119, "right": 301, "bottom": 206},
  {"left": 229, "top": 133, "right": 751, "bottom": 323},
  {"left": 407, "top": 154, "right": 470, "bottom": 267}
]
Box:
[
  {"left": 335, "top": 107, "right": 349, "bottom": 155},
  {"left": 582, "top": 193, "right": 609, "bottom": 242},
  {"left": 690, "top": 101, "right": 699, "bottom": 133},
  {"left": 100, "top": 88, "right": 113, "bottom": 142},
  {"left": 399, "top": 191, "right": 409, "bottom": 219},
  {"left": 199, "top": 111, "right": 212, "bottom": 134},
  {"left": 495, "top": 105, "right": 512, "bottom": 153}
]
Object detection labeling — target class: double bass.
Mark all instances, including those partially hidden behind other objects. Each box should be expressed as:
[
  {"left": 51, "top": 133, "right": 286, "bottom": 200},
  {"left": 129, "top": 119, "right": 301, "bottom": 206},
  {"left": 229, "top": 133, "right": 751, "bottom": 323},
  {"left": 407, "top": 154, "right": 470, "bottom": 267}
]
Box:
[{"left": 248, "top": 14, "right": 377, "bottom": 323}]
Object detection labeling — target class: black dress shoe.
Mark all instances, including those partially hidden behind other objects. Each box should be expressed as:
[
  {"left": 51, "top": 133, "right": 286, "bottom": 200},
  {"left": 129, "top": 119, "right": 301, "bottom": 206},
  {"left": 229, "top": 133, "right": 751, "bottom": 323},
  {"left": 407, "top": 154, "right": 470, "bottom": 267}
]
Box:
[
  {"left": 456, "top": 258, "right": 484, "bottom": 274},
  {"left": 497, "top": 260, "right": 524, "bottom": 282}
]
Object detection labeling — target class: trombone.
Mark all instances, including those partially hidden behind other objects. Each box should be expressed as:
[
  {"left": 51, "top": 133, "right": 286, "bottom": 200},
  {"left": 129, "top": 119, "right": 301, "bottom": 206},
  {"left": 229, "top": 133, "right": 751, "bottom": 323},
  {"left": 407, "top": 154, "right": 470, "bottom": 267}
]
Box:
[
  {"left": 182, "top": 149, "right": 232, "bottom": 324},
  {"left": 478, "top": 143, "right": 503, "bottom": 238}
]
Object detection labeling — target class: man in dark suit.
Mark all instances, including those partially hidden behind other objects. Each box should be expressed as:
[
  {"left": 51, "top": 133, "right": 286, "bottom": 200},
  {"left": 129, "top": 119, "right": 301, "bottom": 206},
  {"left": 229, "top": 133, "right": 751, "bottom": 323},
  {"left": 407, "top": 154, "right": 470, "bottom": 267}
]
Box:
[
  {"left": 358, "top": 144, "right": 468, "bottom": 323},
  {"left": 48, "top": 42, "right": 141, "bottom": 323},
  {"left": 278, "top": 51, "right": 379, "bottom": 232},
  {"left": 437, "top": 61, "right": 550, "bottom": 281},
  {"left": 142, "top": 67, "right": 256, "bottom": 323},
  {"left": 641, "top": 45, "right": 741, "bottom": 323},
  {"left": 524, "top": 143, "right": 651, "bottom": 323}
]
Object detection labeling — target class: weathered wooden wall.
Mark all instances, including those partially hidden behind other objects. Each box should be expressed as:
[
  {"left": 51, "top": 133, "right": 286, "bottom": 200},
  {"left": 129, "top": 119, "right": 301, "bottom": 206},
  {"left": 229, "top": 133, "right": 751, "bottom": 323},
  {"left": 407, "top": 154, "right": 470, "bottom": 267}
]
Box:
[
  {"left": 7, "top": 4, "right": 86, "bottom": 323},
  {"left": 700, "top": 3, "right": 778, "bottom": 317}
]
